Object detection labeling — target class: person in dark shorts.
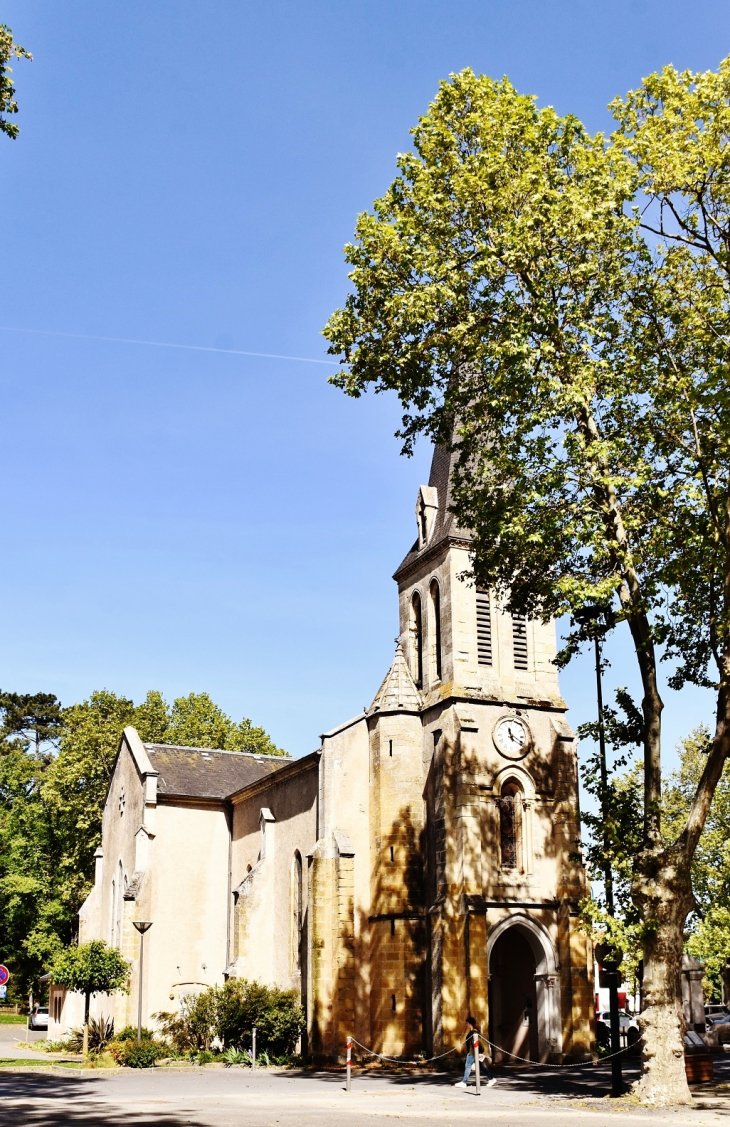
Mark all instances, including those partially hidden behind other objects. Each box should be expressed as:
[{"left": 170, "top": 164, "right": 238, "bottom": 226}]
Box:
[{"left": 454, "top": 1015, "right": 496, "bottom": 1088}]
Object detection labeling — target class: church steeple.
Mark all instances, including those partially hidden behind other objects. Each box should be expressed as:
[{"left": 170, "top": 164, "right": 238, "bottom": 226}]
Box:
[{"left": 392, "top": 445, "right": 563, "bottom": 706}]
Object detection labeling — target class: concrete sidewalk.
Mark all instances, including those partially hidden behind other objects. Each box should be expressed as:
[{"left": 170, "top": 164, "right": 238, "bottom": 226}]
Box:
[{"left": 0, "top": 1060, "right": 730, "bottom": 1127}]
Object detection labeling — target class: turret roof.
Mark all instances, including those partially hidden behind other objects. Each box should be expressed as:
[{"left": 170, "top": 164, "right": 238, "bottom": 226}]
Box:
[{"left": 368, "top": 642, "right": 422, "bottom": 715}]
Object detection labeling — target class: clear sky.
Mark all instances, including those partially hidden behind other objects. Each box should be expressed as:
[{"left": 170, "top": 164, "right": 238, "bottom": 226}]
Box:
[{"left": 0, "top": 1, "right": 726, "bottom": 761}]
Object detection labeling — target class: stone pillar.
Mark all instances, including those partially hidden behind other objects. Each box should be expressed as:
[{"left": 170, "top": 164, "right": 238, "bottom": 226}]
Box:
[{"left": 681, "top": 954, "right": 706, "bottom": 1033}]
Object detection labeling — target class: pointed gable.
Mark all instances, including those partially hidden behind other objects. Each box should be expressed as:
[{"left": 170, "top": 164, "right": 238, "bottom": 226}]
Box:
[
  {"left": 394, "top": 443, "right": 472, "bottom": 581},
  {"left": 368, "top": 642, "right": 422, "bottom": 715}
]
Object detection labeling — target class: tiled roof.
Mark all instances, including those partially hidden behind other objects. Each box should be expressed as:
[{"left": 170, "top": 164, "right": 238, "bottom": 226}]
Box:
[{"left": 144, "top": 743, "right": 290, "bottom": 800}]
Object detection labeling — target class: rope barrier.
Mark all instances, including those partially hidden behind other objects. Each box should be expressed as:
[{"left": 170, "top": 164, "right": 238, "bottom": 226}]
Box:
[
  {"left": 480, "top": 1035, "right": 642, "bottom": 1069},
  {"left": 345, "top": 1034, "right": 641, "bottom": 1071},
  {"left": 350, "top": 1038, "right": 459, "bottom": 1065}
]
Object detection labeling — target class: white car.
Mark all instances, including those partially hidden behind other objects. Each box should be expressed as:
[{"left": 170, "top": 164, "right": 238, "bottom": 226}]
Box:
[
  {"left": 596, "top": 1010, "right": 639, "bottom": 1032},
  {"left": 28, "top": 1006, "right": 48, "bottom": 1031}
]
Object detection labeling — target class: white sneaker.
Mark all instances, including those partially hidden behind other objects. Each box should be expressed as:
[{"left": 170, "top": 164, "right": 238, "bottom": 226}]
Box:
[
  {"left": 487, "top": 1077, "right": 497, "bottom": 1088},
  {"left": 454, "top": 1080, "right": 467, "bottom": 1088}
]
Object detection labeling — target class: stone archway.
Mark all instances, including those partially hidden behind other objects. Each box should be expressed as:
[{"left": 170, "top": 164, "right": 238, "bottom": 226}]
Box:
[{"left": 487, "top": 915, "right": 561, "bottom": 1063}]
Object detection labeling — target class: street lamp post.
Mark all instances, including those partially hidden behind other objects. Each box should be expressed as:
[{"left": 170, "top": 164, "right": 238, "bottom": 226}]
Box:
[
  {"left": 574, "top": 605, "right": 623, "bottom": 1097},
  {"left": 132, "top": 921, "right": 153, "bottom": 1042}
]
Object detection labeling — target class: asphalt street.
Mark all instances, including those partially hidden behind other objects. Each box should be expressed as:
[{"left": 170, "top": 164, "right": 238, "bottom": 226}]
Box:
[{"left": 1, "top": 1059, "right": 730, "bottom": 1127}]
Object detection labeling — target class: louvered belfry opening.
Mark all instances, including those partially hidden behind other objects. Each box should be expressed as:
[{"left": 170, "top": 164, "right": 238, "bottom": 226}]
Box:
[
  {"left": 476, "top": 588, "right": 492, "bottom": 666},
  {"left": 512, "top": 613, "right": 528, "bottom": 670}
]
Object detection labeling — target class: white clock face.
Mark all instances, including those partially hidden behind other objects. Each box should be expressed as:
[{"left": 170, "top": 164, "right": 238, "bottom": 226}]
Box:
[{"left": 494, "top": 717, "right": 529, "bottom": 759}]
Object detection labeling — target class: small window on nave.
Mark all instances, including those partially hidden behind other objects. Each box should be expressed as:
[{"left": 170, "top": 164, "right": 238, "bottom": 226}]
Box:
[
  {"left": 291, "top": 852, "right": 303, "bottom": 974},
  {"left": 476, "top": 589, "right": 492, "bottom": 666},
  {"left": 512, "top": 614, "right": 528, "bottom": 671}
]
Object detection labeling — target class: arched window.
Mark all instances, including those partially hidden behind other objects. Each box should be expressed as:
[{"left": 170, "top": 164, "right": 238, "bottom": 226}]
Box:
[
  {"left": 291, "top": 852, "right": 303, "bottom": 974},
  {"left": 110, "top": 879, "right": 116, "bottom": 947},
  {"left": 498, "top": 780, "right": 523, "bottom": 870},
  {"left": 410, "top": 592, "right": 423, "bottom": 688},
  {"left": 115, "top": 860, "right": 124, "bottom": 949},
  {"left": 429, "top": 579, "right": 442, "bottom": 682}
]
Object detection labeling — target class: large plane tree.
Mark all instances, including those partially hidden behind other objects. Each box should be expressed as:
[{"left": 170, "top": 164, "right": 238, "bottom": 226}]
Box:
[{"left": 323, "top": 62, "right": 730, "bottom": 1106}]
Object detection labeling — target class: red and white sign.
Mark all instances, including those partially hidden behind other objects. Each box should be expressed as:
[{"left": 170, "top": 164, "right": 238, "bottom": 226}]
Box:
[{"left": 0, "top": 966, "right": 9, "bottom": 987}]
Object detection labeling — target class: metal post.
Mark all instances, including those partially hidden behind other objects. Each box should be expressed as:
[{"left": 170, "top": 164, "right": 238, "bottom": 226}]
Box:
[
  {"left": 132, "top": 921, "right": 152, "bottom": 1043},
  {"left": 252, "top": 1026, "right": 256, "bottom": 1070},
  {"left": 346, "top": 1035, "right": 352, "bottom": 1091},
  {"left": 473, "top": 1030, "right": 481, "bottom": 1096}
]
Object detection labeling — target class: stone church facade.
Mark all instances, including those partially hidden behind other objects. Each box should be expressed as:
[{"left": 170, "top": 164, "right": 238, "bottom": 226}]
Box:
[{"left": 54, "top": 445, "right": 594, "bottom": 1062}]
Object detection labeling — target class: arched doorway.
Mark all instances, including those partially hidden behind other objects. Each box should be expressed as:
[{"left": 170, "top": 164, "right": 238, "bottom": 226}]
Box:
[{"left": 487, "top": 916, "right": 561, "bottom": 1063}]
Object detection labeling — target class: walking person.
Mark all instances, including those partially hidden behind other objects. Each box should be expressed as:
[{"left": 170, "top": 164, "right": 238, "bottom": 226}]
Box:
[{"left": 454, "top": 1015, "right": 497, "bottom": 1089}]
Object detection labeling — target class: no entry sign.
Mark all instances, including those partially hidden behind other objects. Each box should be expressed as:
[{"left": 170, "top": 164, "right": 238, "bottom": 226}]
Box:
[{"left": 0, "top": 966, "right": 9, "bottom": 987}]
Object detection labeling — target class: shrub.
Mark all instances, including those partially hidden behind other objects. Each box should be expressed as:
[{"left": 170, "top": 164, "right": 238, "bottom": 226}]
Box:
[
  {"left": 196, "top": 1050, "right": 216, "bottom": 1064},
  {"left": 117, "top": 1038, "right": 163, "bottom": 1068},
  {"left": 114, "top": 1024, "right": 152, "bottom": 1042},
  {"left": 153, "top": 990, "right": 218, "bottom": 1053},
  {"left": 65, "top": 1016, "right": 115, "bottom": 1053},
  {"left": 222, "top": 1046, "right": 251, "bottom": 1065},
  {"left": 216, "top": 979, "right": 304, "bottom": 1056}
]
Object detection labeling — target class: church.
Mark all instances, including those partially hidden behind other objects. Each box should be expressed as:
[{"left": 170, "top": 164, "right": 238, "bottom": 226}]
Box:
[{"left": 49, "top": 444, "right": 595, "bottom": 1063}]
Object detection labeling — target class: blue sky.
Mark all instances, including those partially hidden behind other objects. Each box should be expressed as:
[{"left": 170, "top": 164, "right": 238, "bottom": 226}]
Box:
[{"left": 0, "top": 0, "right": 725, "bottom": 761}]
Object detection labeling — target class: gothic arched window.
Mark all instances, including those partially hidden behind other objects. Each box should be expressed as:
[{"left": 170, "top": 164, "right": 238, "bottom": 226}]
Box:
[
  {"left": 430, "top": 579, "right": 442, "bottom": 682},
  {"left": 410, "top": 592, "right": 423, "bottom": 688},
  {"left": 110, "top": 879, "right": 116, "bottom": 947},
  {"left": 291, "top": 851, "right": 303, "bottom": 973},
  {"left": 115, "top": 860, "right": 124, "bottom": 948},
  {"left": 498, "top": 780, "right": 523, "bottom": 870}
]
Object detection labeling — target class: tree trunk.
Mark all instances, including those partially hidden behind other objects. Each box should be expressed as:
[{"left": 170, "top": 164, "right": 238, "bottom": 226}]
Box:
[{"left": 632, "top": 847, "right": 694, "bottom": 1106}]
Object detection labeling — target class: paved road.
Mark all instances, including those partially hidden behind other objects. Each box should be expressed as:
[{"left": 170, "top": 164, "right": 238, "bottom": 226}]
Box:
[
  {"left": 0, "top": 1022, "right": 46, "bottom": 1058},
  {"left": 0, "top": 1061, "right": 729, "bottom": 1127}
]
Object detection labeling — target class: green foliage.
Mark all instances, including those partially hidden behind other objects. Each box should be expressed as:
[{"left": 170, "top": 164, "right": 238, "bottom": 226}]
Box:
[
  {"left": 215, "top": 979, "right": 304, "bottom": 1056},
  {"left": 66, "top": 1016, "right": 115, "bottom": 1053},
  {"left": 221, "top": 1046, "right": 252, "bottom": 1065},
  {"left": 116, "top": 1038, "right": 164, "bottom": 1068},
  {"left": 163, "top": 692, "right": 286, "bottom": 757},
  {"left": 0, "top": 688, "right": 284, "bottom": 992},
  {"left": 155, "top": 980, "right": 304, "bottom": 1057},
  {"left": 0, "top": 25, "right": 31, "bottom": 140},
  {"left": 51, "top": 941, "right": 129, "bottom": 1022},
  {"left": 114, "top": 1024, "right": 152, "bottom": 1042},
  {"left": 663, "top": 726, "right": 730, "bottom": 997},
  {"left": 154, "top": 989, "right": 219, "bottom": 1053}
]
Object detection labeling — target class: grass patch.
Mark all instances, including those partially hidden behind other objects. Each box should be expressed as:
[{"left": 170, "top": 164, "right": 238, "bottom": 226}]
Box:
[
  {"left": 0, "top": 1015, "right": 27, "bottom": 1024},
  {"left": 0, "top": 1058, "right": 84, "bottom": 1069}
]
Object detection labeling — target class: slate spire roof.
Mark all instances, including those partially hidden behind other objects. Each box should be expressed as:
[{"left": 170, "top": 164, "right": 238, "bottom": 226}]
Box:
[
  {"left": 393, "top": 443, "right": 472, "bottom": 580},
  {"left": 368, "top": 642, "right": 423, "bottom": 715}
]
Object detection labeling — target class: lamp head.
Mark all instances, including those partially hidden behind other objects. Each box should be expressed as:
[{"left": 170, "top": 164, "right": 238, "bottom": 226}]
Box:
[{"left": 132, "top": 920, "right": 152, "bottom": 934}]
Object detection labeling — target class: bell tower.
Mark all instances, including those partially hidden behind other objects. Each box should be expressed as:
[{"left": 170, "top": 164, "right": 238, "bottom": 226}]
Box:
[{"left": 394, "top": 445, "right": 564, "bottom": 709}]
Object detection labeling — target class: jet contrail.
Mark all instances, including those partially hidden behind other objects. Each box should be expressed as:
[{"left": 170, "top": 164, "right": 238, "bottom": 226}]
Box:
[{"left": 0, "top": 324, "right": 340, "bottom": 366}]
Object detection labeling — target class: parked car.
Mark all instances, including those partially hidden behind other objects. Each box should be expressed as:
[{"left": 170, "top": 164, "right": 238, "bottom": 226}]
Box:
[
  {"left": 706, "top": 1010, "right": 730, "bottom": 1039},
  {"left": 596, "top": 1009, "right": 639, "bottom": 1033},
  {"left": 705, "top": 1004, "right": 729, "bottom": 1025},
  {"left": 28, "top": 1006, "right": 48, "bottom": 1031}
]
